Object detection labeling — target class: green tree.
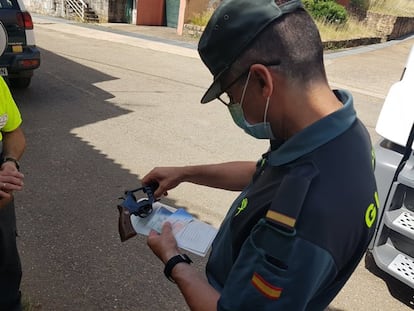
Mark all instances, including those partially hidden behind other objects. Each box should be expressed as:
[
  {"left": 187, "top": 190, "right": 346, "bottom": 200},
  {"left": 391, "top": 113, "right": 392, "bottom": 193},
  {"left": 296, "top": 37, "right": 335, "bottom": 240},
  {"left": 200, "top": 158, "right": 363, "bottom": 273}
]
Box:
[{"left": 303, "top": 0, "right": 348, "bottom": 24}]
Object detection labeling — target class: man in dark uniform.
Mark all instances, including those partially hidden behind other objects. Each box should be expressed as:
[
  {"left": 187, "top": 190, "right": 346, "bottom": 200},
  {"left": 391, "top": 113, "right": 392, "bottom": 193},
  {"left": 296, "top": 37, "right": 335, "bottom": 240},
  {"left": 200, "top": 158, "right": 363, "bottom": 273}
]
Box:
[{"left": 143, "top": 0, "right": 378, "bottom": 310}]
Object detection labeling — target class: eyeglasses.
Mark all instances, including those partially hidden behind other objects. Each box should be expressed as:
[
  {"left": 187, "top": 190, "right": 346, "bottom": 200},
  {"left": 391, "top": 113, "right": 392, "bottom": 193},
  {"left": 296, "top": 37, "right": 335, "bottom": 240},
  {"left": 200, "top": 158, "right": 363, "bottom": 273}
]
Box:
[
  {"left": 217, "top": 69, "right": 250, "bottom": 106},
  {"left": 119, "top": 184, "right": 157, "bottom": 218},
  {"left": 216, "top": 62, "right": 281, "bottom": 106}
]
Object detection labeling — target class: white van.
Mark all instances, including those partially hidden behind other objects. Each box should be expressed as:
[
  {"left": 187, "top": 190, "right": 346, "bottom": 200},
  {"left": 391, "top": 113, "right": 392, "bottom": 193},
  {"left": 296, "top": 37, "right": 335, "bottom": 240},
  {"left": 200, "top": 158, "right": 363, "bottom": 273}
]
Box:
[{"left": 370, "top": 44, "right": 414, "bottom": 290}]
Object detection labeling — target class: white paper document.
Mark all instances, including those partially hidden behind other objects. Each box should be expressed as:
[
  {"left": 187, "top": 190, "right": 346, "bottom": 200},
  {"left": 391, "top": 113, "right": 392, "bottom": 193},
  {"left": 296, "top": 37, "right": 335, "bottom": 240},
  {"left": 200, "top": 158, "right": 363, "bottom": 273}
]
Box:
[{"left": 130, "top": 201, "right": 218, "bottom": 257}]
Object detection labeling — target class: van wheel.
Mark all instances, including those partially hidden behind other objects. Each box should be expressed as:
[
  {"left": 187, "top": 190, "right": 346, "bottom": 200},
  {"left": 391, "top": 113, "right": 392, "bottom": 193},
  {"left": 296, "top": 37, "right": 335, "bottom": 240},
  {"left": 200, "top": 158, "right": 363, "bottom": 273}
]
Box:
[{"left": 9, "top": 77, "right": 31, "bottom": 89}]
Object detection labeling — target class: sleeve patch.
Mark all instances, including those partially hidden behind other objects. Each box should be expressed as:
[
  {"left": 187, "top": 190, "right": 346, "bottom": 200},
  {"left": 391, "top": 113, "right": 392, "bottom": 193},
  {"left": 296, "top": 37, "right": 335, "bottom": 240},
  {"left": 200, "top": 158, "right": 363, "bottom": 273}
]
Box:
[
  {"left": 266, "top": 210, "right": 296, "bottom": 229},
  {"left": 251, "top": 272, "right": 283, "bottom": 300}
]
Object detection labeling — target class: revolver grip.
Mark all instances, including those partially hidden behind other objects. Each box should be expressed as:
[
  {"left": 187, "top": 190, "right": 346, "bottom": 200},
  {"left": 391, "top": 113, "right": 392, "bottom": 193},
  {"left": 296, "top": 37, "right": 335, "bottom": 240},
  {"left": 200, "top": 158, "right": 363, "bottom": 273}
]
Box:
[{"left": 118, "top": 204, "right": 137, "bottom": 242}]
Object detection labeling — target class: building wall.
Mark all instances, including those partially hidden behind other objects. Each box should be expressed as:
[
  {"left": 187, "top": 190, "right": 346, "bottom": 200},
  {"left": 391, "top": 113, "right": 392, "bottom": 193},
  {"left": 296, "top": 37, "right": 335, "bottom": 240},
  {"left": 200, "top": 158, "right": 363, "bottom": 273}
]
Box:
[
  {"left": 23, "top": 0, "right": 63, "bottom": 16},
  {"left": 108, "top": 0, "right": 127, "bottom": 22},
  {"left": 89, "top": 0, "right": 109, "bottom": 22},
  {"left": 23, "top": 0, "right": 112, "bottom": 22},
  {"left": 23, "top": 0, "right": 212, "bottom": 24}
]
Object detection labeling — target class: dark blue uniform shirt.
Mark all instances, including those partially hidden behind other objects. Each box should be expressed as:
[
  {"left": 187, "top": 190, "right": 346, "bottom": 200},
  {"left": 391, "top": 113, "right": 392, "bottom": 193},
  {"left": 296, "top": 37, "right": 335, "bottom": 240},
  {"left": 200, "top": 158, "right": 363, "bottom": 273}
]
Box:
[{"left": 206, "top": 90, "right": 378, "bottom": 310}]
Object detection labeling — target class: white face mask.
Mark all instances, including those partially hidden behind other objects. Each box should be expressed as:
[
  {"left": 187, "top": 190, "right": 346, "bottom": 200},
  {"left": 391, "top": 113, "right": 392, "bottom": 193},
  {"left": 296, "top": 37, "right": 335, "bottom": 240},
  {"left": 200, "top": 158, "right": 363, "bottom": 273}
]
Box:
[{"left": 228, "top": 71, "right": 275, "bottom": 139}]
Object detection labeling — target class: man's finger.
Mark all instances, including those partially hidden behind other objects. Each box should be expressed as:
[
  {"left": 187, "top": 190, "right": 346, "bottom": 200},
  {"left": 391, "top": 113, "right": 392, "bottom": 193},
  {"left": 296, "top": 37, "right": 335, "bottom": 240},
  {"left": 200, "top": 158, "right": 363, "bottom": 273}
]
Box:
[
  {"left": 161, "top": 221, "right": 172, "bottom": 234},
  {"left": 148, "top": 229, "right": 159, "bottom": 237}
]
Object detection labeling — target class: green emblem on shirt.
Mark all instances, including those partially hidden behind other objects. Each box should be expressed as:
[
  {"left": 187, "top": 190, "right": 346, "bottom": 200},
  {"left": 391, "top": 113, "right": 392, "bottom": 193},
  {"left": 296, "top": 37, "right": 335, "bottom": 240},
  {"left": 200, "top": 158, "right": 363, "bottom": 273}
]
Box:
[{"left": 235, "top": 198, "right": 248, "bottom": 217}]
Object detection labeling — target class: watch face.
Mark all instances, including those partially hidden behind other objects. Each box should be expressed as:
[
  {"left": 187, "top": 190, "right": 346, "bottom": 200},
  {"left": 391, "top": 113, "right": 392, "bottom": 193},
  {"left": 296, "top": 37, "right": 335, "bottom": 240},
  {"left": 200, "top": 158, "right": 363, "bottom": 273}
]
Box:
[{"left": 181, "top": 254, "right": 192, "bottom": 263}]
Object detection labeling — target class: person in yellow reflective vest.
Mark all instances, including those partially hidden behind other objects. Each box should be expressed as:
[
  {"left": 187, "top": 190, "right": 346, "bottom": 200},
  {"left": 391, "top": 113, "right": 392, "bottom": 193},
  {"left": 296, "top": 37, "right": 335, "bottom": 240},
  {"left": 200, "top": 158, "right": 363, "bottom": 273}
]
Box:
[{"left": 0, "top": 76, "right": 26, "bottom": 311}]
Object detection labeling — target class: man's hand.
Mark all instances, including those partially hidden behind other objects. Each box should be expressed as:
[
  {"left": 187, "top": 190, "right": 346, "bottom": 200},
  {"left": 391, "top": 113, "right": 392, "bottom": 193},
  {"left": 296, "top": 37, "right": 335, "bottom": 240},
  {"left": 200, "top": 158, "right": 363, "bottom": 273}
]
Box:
[
  {"left": 142, "top": 167, "right": 185, "bottom": 198},
  {"left": 0, "top": 162, "right": 24, "bottom": 199},
  {"left": 147, "top": 222, "right": 220, "bottom": 311},
  {"left": 142, "top": 162, "right": 256, "bottom": 198},
  {"left": 147, "top": 222, "right": 180, "bottom": 264}
]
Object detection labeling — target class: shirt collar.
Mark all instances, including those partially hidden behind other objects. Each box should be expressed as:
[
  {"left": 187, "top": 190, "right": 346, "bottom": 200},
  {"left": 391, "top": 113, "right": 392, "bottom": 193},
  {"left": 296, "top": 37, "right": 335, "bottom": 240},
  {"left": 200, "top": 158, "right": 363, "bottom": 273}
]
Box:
[{"left": 268, "top": 89, "right": 356, "bottom": 166}]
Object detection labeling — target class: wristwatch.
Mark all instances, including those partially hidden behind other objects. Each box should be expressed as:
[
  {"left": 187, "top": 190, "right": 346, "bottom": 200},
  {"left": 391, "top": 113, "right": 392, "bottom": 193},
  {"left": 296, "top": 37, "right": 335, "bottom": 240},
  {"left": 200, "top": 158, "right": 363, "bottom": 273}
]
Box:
[
  {"left": 164, "top": 254, "right": 192, "bottom": 283},
  {"left": 2, "top": 157, "right": 20, "bottom": 171}
]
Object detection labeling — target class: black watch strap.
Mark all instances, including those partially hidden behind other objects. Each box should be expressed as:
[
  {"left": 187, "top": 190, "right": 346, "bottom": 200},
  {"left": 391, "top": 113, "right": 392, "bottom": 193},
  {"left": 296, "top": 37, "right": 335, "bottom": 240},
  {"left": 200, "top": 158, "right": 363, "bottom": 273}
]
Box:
[
  {"left": 2, "top": 157, "right": 20, "bottom": 170},
  {"left": 164, "top": 254, "right": 192, "bottom": 283}
]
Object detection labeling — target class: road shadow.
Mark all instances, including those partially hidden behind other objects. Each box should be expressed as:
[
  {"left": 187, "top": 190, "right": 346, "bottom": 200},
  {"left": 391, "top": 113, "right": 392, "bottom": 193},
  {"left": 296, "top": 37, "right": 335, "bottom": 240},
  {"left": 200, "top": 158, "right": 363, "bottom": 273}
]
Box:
[
  {"left": 9, "top": 48, "right": 199, "bottom": 311},
  {"left": 365, "top": 252, "right": 414, "bottom": 309}
]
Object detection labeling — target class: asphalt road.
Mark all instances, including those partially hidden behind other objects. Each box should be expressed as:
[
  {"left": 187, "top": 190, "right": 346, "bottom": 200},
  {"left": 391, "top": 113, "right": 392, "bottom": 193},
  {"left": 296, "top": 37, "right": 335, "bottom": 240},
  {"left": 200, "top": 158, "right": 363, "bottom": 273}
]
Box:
[{"left": 10, "top": 15, "right": 414, "bottom": 310}]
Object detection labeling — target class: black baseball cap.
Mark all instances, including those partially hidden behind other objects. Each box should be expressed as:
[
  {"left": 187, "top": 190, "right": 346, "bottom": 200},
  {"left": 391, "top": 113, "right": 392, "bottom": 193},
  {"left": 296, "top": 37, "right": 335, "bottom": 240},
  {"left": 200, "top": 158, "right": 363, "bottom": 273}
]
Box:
[{"left": 198, "top": 0, "right": 303, "bottom": 104}]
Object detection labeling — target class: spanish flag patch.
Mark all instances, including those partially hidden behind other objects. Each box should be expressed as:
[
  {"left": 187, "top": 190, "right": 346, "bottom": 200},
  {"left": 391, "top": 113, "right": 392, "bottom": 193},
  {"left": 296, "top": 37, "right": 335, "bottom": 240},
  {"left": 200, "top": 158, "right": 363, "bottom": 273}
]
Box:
[{"left": 251, "top": 272, "right": 282, "bottom": 300}]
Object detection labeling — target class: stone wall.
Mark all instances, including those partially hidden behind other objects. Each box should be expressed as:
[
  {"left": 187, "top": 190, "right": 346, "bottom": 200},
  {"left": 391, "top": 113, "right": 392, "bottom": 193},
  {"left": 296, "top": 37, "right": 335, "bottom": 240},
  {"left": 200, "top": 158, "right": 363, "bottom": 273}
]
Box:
[
  {"left": 183, "top": 23, "right": 204, "bottom": 38},
  {"left": 365, "top": 11, "right": 414, "bottom": 40},
  {"left": 323, "top": 37, "right": 382, "bottom": 50}
]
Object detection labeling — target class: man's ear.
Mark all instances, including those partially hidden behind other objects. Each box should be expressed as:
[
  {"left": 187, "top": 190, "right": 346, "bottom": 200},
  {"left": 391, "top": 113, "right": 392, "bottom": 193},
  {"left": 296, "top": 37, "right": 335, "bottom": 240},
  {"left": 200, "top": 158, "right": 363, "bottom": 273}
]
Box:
[{"left": 250, "top": 64, "right": 274, "bottom": 98}]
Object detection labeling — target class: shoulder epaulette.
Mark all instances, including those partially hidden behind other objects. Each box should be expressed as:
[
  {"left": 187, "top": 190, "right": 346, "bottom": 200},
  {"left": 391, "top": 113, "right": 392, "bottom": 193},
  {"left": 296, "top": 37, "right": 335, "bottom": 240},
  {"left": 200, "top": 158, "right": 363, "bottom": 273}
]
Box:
[{"left": 266, "top": 161, "right": 319, "bottom": 231}]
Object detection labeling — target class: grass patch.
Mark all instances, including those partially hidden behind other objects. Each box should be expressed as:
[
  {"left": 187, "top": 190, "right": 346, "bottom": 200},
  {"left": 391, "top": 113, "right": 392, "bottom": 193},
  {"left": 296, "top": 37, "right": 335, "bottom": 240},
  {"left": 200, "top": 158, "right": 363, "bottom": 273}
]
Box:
[
  {"left": 189, "top": 9, "right": 213, "bottom": 27},
  {"left": 369, "top": 0, "right": 414, "bottom": 17},
  {"left": 316, "top": 16, "right": 377, "bottom": 41},
  {"left": 317, "top": 0, "right": 414, "bottom": 41}
]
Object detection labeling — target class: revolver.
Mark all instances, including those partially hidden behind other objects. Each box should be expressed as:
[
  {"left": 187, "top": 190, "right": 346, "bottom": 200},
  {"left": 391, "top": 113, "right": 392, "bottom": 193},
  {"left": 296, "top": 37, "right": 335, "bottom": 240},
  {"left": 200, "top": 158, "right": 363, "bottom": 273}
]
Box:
[{"left": 117, "top": 183, "right": 158, "bottom": 242}]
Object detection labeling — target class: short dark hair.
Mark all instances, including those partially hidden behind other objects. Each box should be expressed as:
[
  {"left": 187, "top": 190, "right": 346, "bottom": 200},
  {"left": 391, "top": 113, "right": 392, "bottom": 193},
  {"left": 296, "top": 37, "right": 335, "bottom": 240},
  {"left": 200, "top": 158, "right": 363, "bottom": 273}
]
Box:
[{"left": 230, "top": 9, "right": 327, "bottom": 85}]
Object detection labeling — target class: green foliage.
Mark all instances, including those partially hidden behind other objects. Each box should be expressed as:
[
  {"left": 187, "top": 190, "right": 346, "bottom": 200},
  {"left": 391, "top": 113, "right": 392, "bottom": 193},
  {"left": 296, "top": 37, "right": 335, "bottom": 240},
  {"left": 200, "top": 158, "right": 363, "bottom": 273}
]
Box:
[
  {"left": 303, "top": 0, "right": 348, "bottom": 24},
  {"left": 189, "top": 9, "right": 213, "bottom": 27}
]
